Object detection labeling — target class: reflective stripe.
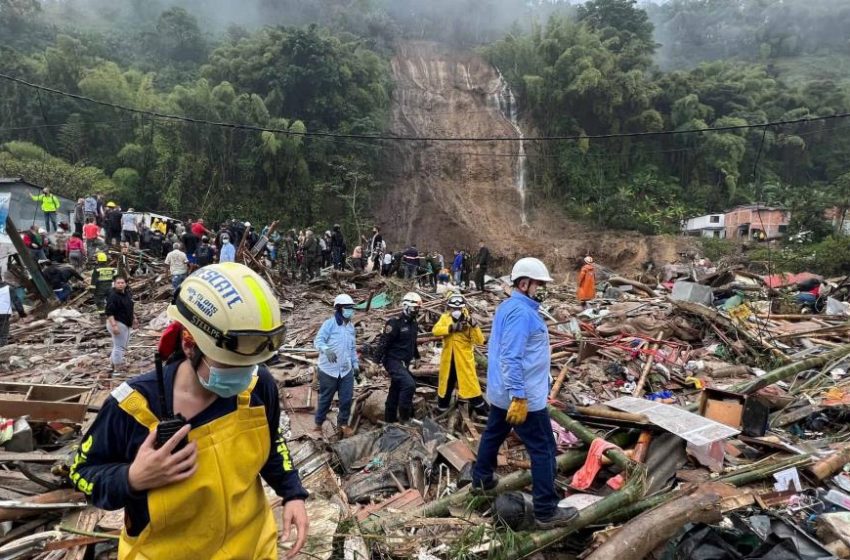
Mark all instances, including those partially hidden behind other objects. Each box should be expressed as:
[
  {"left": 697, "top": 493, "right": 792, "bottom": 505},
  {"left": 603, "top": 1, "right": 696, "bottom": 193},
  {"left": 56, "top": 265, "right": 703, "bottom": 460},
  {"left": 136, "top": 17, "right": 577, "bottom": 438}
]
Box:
[{"left": 243, "top": 275, "right": 272, "bottom": 330}]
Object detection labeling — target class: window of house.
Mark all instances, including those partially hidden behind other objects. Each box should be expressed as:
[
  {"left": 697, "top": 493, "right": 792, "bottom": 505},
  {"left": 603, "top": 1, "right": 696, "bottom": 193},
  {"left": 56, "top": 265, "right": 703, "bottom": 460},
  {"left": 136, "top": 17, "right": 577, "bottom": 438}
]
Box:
[
  {"left": 778, "top": 225, "right": 788, "bottom": 234},
  {"left": 713, "top": 231, "right": 720, "bottom": 238},
  {"left": 710, "top": 215, "right": 720, "bottom": 223}
]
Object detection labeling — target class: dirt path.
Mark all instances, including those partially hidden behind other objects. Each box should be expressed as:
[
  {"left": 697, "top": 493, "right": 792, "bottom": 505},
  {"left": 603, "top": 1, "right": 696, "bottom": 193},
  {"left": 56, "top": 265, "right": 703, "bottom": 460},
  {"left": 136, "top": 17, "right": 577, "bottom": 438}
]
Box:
[{"left": 378, "top": 41, "right": 688, "bottom": 274}]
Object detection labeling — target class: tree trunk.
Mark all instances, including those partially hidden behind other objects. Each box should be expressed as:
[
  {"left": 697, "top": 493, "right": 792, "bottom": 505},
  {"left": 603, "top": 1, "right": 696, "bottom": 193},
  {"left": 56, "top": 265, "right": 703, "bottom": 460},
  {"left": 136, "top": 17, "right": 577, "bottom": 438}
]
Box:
[{"left": 586, "top": 484, "right": 728, "bottom": 560}]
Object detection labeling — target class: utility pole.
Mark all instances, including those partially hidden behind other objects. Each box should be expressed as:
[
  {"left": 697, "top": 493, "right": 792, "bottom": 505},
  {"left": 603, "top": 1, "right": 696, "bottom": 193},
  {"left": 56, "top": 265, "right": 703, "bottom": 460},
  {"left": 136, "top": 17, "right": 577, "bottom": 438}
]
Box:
[{"left": 5, "top": 216, "right": 57, "bottom": 303}]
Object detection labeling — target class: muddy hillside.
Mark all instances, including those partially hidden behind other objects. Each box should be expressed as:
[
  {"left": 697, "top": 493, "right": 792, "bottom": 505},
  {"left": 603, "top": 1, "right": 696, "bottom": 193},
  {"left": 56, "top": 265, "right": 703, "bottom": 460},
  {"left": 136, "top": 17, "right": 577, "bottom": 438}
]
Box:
[{"left": 378, "top": 41, "right": 687, "bottom": 275}]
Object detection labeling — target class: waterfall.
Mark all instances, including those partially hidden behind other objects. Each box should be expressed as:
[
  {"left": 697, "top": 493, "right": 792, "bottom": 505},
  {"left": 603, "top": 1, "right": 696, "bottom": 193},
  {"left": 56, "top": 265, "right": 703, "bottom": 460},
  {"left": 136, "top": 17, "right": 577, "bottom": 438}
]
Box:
[{"left": 492, "top": 69, "right": 528, "bottom": 226}]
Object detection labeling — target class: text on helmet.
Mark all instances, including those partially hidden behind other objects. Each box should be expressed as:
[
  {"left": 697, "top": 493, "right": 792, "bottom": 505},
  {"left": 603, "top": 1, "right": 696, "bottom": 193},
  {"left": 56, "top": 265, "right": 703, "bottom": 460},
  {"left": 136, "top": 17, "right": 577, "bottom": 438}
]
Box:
[{"left": 193, "top": 268, "right": 245, "bottom": 308}]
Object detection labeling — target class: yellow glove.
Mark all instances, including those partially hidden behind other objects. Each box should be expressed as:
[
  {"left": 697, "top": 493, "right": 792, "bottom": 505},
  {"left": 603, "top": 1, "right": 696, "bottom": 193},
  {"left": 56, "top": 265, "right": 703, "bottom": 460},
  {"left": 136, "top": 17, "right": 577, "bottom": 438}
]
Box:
[{"left": 505, "top": 398, "right": 528, "bottom": 425}]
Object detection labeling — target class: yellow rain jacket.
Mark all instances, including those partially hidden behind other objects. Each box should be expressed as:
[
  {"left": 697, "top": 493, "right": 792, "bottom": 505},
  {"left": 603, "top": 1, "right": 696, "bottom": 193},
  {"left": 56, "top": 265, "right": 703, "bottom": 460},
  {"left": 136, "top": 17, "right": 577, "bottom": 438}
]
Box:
[{"left": 432, "top": 312, "right": 485, "bottom": 399}]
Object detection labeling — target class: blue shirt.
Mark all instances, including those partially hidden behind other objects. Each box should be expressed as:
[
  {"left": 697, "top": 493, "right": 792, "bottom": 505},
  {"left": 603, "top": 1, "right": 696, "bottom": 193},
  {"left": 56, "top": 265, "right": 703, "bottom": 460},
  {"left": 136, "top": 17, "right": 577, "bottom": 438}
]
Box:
[
  {"left": 486, "top": 290, "right": 551, "bottom": 412},
  {"left": 452, "top": 253, "right": 463, "bottom": 272},
  {"left": 314, "top": 313, "right": 358, "bottom": 378},
  {"left": 220, "top": 243, "right": 236, "bottom": 262}
]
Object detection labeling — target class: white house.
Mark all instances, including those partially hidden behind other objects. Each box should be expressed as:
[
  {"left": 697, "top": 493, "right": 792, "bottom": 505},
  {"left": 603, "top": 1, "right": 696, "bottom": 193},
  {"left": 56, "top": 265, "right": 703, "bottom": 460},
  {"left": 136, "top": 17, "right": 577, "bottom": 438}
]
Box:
[{"left": 683, "top": 213, "right": 726, "bottom": 238}]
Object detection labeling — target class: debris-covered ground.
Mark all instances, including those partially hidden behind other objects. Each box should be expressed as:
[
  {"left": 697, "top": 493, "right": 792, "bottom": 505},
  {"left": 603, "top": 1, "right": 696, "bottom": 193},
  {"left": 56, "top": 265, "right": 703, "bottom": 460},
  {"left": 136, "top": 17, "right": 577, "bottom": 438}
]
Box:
[{"left": 2, "top": 253, "right": 850, "bottom": 560}]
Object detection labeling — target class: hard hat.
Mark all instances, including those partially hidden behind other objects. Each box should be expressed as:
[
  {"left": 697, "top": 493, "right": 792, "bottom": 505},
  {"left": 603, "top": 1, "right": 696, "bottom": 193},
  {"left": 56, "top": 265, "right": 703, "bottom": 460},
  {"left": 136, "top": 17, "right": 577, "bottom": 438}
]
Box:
[
  {"left": 584, "top": 256, "right": 594, "bottom": 264},
  {"left": 447, "top": 293, "right": 466, "bottom": 308},
  {"left": 510, "top": 257, "right": 553, "bottom": 283},
  {"left": 37, "top": 259, "right": 50, "bottom": 265},
  {"left": 201, "top": 236, "right": 209, "bottom": 242},
  {"left": 244, "top": 221, "right": 251, "bottom": 228},
  {"left": 334, "top": 293, "right": 355, "bottom": 307},
  {"left": 96, "top": 252, "right": 108, "bottom": 263},
  {"left": 38, "top": 228, "right": 47, "bottom": 234},
  {"left": 167, "top": 263, "right": 285, "bottom": 366},
  {"left": 402, "top": 292, "right": 422, "bottom": 312},
  {"left": 325, "top": 230, "right": 331, "bottom": 237},
  {"left": 106, "top": 201, "right": 116, "bottom": 208}
]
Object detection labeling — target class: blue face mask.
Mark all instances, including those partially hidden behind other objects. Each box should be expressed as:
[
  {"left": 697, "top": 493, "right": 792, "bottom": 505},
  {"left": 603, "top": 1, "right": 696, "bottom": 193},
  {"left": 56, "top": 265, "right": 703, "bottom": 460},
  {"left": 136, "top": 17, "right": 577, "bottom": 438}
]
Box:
[
  {"left": 199, "top": 359, "right": 258, "bottom": 398},
  {"left": 342, "top": 308, "right": 355, "bottom": 320}
]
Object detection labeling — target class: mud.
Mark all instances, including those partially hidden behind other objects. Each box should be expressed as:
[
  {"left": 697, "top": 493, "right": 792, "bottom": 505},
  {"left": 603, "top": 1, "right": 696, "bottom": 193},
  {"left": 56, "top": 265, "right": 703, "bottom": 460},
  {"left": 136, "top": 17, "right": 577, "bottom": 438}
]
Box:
[{"left": 377, "top": 41, "right": 690, "bottom": 274}]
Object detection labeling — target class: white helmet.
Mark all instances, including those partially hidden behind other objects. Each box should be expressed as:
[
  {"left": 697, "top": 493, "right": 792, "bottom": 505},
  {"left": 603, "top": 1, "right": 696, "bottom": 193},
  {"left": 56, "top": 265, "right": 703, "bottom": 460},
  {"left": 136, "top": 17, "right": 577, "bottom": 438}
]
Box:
[
  {"left": 510, "top": 257, "right": 553, "bottom": 283},
  {"left": 446, "top": 293, "right": 466, "bottom": 309},
  {"left": 167, "top": 263, "right": 285, "bottom": 366},
  {"left": 402, "top": 292, "right": 422, "bottom": 313},
  {"left": 584, "top": 256, "right": 594, "bottom": 264},
  {"left": 334, "top": 293, "right": 355, "bottom": 307}
]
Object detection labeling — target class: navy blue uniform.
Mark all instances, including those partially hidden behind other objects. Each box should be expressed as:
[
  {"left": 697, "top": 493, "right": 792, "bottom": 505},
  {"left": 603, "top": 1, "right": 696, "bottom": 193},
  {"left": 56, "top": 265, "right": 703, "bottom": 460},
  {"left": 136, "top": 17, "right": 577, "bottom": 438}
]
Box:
[
  {"left": 376, "top": 314, "right": 420, "bottom": 422},
  {"left": 69, "top": 363, "right": 308, "bottom": 537}
]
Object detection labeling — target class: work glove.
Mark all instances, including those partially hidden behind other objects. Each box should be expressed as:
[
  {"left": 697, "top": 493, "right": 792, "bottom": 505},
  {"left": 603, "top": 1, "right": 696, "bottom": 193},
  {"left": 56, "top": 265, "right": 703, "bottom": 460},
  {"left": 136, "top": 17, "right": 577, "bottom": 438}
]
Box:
[
  {"left": 505, "top": 398, "right": 529, "bottom": 425},
  {"left": 324, "top": 349, "right": 338, "bottom": 363},
  {"left": 450, "top": 321, "right": 462, "bottom": 333}
]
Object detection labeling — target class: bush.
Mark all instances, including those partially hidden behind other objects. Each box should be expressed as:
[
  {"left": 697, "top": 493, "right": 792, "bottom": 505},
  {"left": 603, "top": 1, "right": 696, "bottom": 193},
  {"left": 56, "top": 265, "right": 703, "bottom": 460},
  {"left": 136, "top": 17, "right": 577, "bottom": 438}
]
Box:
[{"left": 699, "top": 237, "right": 737, "bottom": 261}]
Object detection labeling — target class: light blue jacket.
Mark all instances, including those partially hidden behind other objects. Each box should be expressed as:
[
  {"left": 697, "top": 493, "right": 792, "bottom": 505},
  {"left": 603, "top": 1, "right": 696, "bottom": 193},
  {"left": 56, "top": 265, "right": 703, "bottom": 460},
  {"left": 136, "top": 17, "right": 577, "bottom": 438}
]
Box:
[
  {"left": 220, "top": 243, "right": 236, "bottom": 263},
  {"left": 486, "top": 290, "right": 551, "bottom": 412},
  {"left": 314, "top": 313, "right": 359, "bottom": 378}
]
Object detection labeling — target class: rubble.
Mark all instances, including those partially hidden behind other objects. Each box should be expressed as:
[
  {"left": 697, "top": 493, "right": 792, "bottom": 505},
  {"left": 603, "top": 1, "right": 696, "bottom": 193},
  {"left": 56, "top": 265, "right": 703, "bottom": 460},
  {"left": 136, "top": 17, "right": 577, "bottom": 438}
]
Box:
[{"left": 1, "top": 256, "right": 850, "bottom": 559}]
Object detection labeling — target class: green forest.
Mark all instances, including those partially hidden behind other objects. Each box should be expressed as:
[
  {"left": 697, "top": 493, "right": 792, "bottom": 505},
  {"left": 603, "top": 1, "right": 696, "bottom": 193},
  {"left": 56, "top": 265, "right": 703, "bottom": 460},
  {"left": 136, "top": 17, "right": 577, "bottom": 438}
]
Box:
[{"left": 2, "top": 0, "right": 850, "bottom": 255}]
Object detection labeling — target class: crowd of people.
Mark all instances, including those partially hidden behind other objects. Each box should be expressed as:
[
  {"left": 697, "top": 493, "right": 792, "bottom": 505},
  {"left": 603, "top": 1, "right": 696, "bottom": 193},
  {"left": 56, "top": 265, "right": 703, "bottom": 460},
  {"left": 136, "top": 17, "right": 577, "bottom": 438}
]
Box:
[{"left": 8, "top": 190, "right": 608, "bottom": 555}]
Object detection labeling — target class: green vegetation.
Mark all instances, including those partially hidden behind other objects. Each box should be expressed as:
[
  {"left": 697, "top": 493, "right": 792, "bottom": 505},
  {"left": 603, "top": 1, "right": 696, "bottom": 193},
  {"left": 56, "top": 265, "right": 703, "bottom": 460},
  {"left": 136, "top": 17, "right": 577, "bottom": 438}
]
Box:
[
  {"left": 0, "top": 0, "right": 849, "bottom": 264},
  {"left": 484, "top": 0, "right": 850, "bottom": 240},
  {"left": 0, "top": 1, "right": 392, "bottom": 228}
]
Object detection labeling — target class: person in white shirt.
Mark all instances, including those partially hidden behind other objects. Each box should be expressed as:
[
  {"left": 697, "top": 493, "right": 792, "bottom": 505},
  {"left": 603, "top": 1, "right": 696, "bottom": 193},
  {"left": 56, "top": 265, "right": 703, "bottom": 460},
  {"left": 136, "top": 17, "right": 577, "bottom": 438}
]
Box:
[{"left": 164, "top": 243, "right": 189, "bottom": 291}]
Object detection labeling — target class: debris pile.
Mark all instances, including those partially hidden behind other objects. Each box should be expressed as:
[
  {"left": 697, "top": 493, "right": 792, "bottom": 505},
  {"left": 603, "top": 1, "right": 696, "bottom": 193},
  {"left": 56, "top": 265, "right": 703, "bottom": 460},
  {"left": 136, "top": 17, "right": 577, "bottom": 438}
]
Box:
[{"left": 1, "top": 260, "right": 850, "bottom": 560}]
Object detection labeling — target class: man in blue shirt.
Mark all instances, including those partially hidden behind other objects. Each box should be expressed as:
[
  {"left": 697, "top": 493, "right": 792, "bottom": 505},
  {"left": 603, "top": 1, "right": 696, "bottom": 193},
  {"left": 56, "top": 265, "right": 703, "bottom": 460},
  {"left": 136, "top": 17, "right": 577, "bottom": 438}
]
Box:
[
  {"left": 472, "top": 257, "right": 579, "bottom": 529},
  {"left": 313, "top": 293, "right": 359, "bottom": 438}
]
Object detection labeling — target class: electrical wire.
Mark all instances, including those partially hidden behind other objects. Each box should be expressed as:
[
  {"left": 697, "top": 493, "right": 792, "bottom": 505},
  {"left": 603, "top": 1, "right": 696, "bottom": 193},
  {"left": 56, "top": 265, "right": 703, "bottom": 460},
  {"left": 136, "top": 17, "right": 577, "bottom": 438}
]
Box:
[{"left": 3, "top": 71, "right": 850, "bottom": 143}]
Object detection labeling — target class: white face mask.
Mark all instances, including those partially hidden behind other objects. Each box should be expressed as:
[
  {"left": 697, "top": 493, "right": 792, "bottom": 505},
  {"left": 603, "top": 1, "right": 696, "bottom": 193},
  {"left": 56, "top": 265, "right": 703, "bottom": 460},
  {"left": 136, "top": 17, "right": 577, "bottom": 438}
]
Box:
[{"left": 451, "top": 310, "right": 463, "bottom": 320}]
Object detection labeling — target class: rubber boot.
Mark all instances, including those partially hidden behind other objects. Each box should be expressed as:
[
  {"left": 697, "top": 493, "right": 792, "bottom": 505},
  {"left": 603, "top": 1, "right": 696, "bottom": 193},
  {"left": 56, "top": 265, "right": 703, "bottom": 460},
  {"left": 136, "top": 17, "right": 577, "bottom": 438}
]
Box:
[{"left": 399, "top": 407, "right": 414, "bottom": 423}]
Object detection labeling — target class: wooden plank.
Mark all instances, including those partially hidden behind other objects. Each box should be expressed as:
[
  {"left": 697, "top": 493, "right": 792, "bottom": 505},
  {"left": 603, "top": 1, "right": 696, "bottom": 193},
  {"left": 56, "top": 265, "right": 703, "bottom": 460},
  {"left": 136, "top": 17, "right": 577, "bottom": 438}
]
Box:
[
  {"left": 0, "top": 452, "right": 68, "bottom": 463},
  {"left": 0, "top": 400, "right": 88, "bottom": 423}
]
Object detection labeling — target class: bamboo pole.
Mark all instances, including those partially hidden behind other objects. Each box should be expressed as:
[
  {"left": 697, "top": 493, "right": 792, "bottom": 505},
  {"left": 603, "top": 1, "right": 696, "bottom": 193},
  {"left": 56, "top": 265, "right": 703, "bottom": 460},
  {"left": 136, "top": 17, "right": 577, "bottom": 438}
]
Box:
[{"left": 730, "top": 343, "right": 850, "bottom": 395}]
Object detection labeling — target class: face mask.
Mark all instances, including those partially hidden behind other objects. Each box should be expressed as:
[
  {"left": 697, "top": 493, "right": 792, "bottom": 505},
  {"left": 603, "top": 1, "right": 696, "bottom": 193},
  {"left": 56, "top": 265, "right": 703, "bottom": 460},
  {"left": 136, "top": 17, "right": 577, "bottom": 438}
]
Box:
[
  {"left": 342, "top": 308, "right": 355, "bottom": 320},
  {"left": 199, "top": 359, "right": 258, "bottom": 398},
  {"left": 451, "top": 310, "right": 463, "bottom": 320}
]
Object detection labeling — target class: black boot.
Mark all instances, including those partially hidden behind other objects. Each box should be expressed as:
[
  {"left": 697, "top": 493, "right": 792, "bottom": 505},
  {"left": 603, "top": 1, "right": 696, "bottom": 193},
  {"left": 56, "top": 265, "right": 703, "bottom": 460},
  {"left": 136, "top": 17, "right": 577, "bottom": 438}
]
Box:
[
  {"left": 399, "top": 407, "right": 414, "bottom": 423},
  {"left": 470, "top": 399, "right": 490, "bottom": 417},
  {"left": 535, "top": 506, "right": 579, "bottom": 529}
]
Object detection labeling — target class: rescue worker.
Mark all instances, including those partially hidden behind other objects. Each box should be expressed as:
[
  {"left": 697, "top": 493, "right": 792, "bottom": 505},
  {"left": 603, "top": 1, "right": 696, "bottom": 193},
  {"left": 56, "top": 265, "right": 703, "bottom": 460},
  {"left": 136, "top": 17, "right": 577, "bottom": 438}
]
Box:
[
  {"left": 474, "top": 240, "right": 490, "bottom": 290},
  {"left": 313, "top": 294, "right": 359, "bottom": 438},
  {"left": 330, "top": 224, "right": 346, "bottom": 270},
  {"left": 472, "top": 257, "right": 579, "bottom": 529},
  {"left": 68, "top": 263, "right": 310, "bottom": 559},
  {"left": 433, "top": 293, "right": 488, "bottom": 416},
  {"left": 369, "top": 226, "right": 384, "bottom": 273},
  {"left": 30, "top": 187, "right": 61, "bottom": 233},
  {"left": 105, "top": 202, "right": 123, "bottom": 246},
  {"left": 302, "top": 230, "right": 322, "bottom": 281},
  {"left": 91, "top": 252, "right": 118, "bottom": 312},
  {"left": 375, "top": 292, "right": 421, "bottom": 423},
  {"left": 91, "top": 252, "right": 117, "bottom": 304},
  {"left": 577, "top": 256, "right": 596, "bottom": 308}
]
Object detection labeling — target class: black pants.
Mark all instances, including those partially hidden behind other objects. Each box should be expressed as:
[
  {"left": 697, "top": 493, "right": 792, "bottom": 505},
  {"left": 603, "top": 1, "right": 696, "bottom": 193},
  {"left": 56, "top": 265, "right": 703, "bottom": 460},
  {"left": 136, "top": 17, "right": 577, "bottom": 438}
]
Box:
[
  {"left": 475, "top": 267, "right": 487, "bottom": 290},
  {"left": 385, "top": 358, "right": 416, "bottom": 422},
  {"left": 438, "top": 359, "right": 486, "bottom": 413},
  {"left": 0, "top": 314, "right": 9, "bottom": 346}
]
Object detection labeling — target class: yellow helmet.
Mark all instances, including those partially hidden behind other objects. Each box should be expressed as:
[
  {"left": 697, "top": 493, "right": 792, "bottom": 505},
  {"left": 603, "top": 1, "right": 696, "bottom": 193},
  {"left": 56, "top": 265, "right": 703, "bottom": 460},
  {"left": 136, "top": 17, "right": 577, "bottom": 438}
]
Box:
[
  {"left": 167, "top": 263, "right": 285, "bottom": 366},
  {"left": 96, "top": 252, "right": 108, "bottom": 263},
  {"left": 106, "top": 201, "right": 117, "bottom": 208}
]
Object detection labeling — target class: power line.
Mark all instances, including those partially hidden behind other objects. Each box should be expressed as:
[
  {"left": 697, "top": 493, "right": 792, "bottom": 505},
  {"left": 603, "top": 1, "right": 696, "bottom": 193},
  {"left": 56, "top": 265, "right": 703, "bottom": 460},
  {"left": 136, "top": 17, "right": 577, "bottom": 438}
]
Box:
[{"left": 2, "top": 71, "right": 850, "bottom": 143}]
